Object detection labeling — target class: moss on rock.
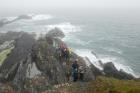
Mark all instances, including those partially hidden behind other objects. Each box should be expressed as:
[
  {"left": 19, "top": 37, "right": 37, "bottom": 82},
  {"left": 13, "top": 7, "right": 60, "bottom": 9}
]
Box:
[{"left": 0, "top": 47, "right": 14, "bottom": 65}]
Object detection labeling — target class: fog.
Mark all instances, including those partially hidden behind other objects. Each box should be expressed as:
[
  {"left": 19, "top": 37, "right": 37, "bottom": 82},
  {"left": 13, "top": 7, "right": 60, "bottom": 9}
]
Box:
[
  {"left": 0, "top": 0, "right": 140, "bottom": 9},
  {"left": 0, "top": 0, "right": 140, "bottom": 16}
]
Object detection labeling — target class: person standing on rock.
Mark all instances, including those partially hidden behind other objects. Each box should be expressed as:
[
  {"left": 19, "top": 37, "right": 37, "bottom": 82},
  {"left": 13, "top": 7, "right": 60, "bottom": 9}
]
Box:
[
  {"left": 79, "top": 65, "right": 85, "bottom": 81},
  {"left": 56, "top": 47, "right": 62, "bottom": 62},
  {"left": 64, "top": 48, "right": 70, "bottom": 65},
  {"left": 72, "top": 59, "right": 79, "bottom": 82}
]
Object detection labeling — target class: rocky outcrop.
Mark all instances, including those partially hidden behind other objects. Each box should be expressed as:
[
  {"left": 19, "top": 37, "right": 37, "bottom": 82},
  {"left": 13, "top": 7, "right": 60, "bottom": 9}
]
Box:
[
  {"left": 84, "top": 57, "right": 134, "bottom": 80},
  {"left": 0, "top": 31, "right": 23, "bottom": 45},
  {"left": 103, "top": 62, "right": 134, "bottom": 79},
  {"left": 0, "top": 30, "right": 137, "bottom": 93},
  {"left": 0, "top": 32, "right": 36, "bottom": 83},
  {"left": 46, "top": 27, "right": 65, "bottom": 38},
  {"left": 33, "top": 32, "right": 95, "bottom": 84},
  {"left": 0, "top": 15, "right": 32, "bottom": 27},
  {"left": 0, "top": 62, "right": 20, "bottom": 83}
]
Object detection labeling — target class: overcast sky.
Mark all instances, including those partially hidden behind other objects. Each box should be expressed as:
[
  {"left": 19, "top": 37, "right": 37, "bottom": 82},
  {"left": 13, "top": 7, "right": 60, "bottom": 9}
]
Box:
[
  {"left": 0, "top": 0, "right": 140, "bottom": 16},
  {"left": 0, "top": 0, "right": 140, "bottom": 9}
]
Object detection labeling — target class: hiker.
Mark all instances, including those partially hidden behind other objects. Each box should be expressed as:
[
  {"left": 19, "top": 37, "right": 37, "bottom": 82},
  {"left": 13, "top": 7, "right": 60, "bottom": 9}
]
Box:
[
  {"left": 60, "top": 43, "right": 66, "bottom": 57},
  {"left": 56, "top": 47, "right": 62, "bottom": 62},
  {"left": 59, "top": 43, "right": 70, "bottom": 62},
  {"left": 63, "top": 48, "right": 70, "bottom": 63},
  {"left": 79, "top": 65, "right": 85, "bottom": 81},
  {"left": 62, "top": 48, "right": 67, "bottom": 58},
  {"left": 72, "top": 59, "right": 79, "bottom": 82},
  {"left": 60, "top": 43, "right": 67, "bottom": 50}
]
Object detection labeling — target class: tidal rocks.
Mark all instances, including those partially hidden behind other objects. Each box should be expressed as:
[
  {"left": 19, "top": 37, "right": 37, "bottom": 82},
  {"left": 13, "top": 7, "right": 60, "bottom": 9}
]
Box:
[{"left": 103, "top": 62, "right": 134, "bottom": 80}]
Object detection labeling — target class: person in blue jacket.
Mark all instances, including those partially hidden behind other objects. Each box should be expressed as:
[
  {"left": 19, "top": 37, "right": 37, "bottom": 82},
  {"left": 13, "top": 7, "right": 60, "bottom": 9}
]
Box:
[{"left": 72, "top": 59, "right": 79, "bottom": 82}]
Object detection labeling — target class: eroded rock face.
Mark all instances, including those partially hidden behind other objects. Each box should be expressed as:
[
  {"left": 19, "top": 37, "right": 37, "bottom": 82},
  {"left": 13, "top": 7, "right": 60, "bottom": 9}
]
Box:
[
  {"left": 0, "top": 33, "right": 35, "bottom": 71},
  {"left": 103, "top": 62, "right": 134, "bottom": 79},
  {"left": 0, "top": 32, "right": 36, "bottom": 84}
]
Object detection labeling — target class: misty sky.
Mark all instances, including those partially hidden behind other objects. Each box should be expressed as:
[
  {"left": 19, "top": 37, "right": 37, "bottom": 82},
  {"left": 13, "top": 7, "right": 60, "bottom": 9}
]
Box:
[
  {"left": 0, "top": 0, "right": 140, "bottom": 16},
  {"left": 0, "top": 0, "right": 140, "bottom": 9}
]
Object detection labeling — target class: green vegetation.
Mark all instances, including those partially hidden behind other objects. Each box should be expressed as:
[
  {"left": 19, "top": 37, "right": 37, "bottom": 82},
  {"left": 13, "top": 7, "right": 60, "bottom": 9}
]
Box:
[
  {"left": 0, "top": 47, "right": 14, "bottom": 65},
  {"left": 56, "top": 76, "right": 140, "bottom": 93}
]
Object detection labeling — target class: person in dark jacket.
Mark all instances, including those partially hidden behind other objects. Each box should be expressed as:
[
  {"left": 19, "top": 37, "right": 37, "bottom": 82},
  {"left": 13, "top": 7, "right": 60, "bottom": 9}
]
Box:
[{"left": 72, "top": 59, "right": 79, "bottom": 82}]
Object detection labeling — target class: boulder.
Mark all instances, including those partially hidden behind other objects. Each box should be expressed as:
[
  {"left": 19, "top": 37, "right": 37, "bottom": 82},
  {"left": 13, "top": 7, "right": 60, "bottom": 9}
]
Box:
[
  {"left": 46, "top": 27, "right": 65, "bottom": 38},
  {"left": 103, "top": 62, "right": 134, "bottom": 80}
]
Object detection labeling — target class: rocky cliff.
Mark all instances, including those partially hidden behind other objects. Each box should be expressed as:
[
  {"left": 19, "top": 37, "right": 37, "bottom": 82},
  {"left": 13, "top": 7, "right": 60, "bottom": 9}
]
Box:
[{"left": 0, "top": 29, "right": 136, "bottom": 93}]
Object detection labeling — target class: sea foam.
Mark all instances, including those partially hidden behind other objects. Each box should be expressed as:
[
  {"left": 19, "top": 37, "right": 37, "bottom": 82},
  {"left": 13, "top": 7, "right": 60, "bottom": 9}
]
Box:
[
  {"left": 31, "top": 14, "right": 53, "bottom": 21},
  {"left": 45, "top": 22, "right": 81, "bottom": 34},
  {"left": 74, "top": 49, "right": 138, "bottom": 77}
]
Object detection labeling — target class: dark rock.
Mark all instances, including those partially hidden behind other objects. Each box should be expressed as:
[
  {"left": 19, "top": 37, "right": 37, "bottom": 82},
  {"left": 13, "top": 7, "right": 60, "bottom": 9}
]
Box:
[
  {"left": 0, "top": 63, "right": 20, "bottom": 83},
  {"left": 0, "top": 31, "right": 23, "bottom": 44},
  {"left": 118, "top": 69, "right": 134, "bottom": 80},
  {"left": 103, "top": 62, "right": 134, "bottom": 80},
  {"left": 103, "top": 62, "right": 118, "bottom": 74},
  {"left": 46, "top": 27, "right": 65, "bottom": 38},
  {"left": 33, "top": 39, "right": 67, "bottom": 85},
  {"left": 0, "top": 14, "right": 32, "bottom": 28},
  {"left": 0, "top": 32, "right": 36, "bottom": 83},
  {"left": 90, "top": 64, "right": 103, "bottom": 77},
  {"left": 84, "top": 57, "right": 102, "bottom": 79}
]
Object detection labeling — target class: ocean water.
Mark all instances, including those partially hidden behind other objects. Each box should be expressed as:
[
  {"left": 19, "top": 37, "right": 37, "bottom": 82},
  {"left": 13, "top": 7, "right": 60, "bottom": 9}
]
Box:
[{"left": 0, "top": 9, "right": 140, "bottom": 77}]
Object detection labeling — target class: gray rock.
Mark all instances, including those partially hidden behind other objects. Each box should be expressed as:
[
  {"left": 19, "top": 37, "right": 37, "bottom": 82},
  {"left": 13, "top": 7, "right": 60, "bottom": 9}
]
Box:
[
  {"left": 46, "top": 27, "right": 65, "bottom": 38},
  {"left": 103, "top": 62, "right": 134, "bottom": 80}
]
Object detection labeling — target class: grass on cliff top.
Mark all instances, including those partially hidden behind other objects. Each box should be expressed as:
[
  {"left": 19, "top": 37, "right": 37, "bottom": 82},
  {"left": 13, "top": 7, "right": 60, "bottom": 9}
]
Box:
[
  {"left": 0, "top": 47, "right": 14, "bottom": 65},
  {"left": 55, "top": 76, "right": 140, "bottom": 93}
]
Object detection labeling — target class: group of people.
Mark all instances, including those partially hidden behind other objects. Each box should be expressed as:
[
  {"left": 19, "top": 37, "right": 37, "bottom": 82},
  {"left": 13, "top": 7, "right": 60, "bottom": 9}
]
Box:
[
  {"left": 72, "top": 59, "right": 85, "bottom": 82},
  {"left": 56, "top": 43, "right": 85, "bottom": 82},
  {"left": 56, "top": 43, "right": 71, "bottom": 64}
]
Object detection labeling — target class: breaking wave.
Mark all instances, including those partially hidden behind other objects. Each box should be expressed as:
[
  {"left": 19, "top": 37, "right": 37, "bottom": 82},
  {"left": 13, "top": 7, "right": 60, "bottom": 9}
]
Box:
[
  {"left": 4, "top": 16, "right": 18, "bottom": 21},
  {"left": 103, "top": 47, "right": 123, "bottom": 54},
  {"left": 74, "top": 49, "right": 138, "bottom": 77},
  {"left": 45, "top": 22, "right": 81, "bottom": 34},
  {"left": 2, "top": 14, "right": 53, "bottom": 22},
  {"left": 1, "top": 14, "right": 139, "bottom": 78},
  {"left": 47, "top": 22, "right": 138, "bottom": 77},
  {"left": 29, "top": 14, "right": 53, "bottom": 21},
  {"left": 75, "top": 49, "right": 102, "bottom": 69}
]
